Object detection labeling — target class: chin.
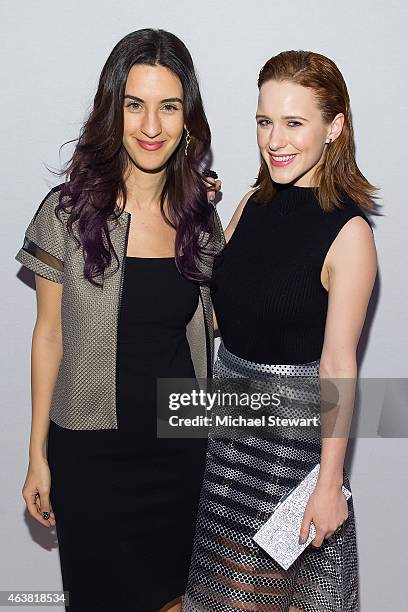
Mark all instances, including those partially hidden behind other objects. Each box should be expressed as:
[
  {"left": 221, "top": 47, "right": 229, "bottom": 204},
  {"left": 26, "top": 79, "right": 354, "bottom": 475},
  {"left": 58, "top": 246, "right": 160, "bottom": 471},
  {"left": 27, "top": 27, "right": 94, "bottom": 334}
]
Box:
[
  {"left": 131, "top": 155, "right": 169, "bottom": 173},
  {"left": 271, "top": 177, "right": 293, "bottom": 186},
  {"left": 268, "top": 167, "right": 299, "bottom": 186}
]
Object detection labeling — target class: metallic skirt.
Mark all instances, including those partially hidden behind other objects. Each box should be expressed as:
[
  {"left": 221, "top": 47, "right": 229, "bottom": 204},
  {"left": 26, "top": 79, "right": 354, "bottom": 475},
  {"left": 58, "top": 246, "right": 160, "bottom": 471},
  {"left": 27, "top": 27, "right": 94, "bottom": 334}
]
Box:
[{"left": 182, "top": 342, "right": 359, "bottom": 612}]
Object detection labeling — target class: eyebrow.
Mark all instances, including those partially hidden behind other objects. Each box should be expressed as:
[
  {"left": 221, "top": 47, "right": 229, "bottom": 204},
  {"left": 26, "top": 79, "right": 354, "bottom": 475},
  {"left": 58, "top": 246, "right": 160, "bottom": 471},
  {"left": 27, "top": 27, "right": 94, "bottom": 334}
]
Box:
[
  {"left": 124, "top": 95, "right": 183, "bottom": 104},
  {"left": 256, "top": 113, "right": 309, "bottom": 122}
]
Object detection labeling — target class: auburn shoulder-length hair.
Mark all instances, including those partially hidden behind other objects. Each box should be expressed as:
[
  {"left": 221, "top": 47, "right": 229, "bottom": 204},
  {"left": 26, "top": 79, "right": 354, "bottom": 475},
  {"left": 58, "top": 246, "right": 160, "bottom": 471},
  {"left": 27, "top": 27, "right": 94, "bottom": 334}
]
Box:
[
  {"left": 253, "top": 50, "right": 379, "bottom": 212},
  {"left": 54, "top": 28, "right": 215, "bottom": 287}
]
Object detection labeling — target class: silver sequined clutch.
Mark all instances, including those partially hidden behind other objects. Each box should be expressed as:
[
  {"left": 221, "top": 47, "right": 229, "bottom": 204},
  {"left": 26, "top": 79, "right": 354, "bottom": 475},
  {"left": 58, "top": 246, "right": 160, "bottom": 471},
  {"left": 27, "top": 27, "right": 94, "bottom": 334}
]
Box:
[{"left": 252, "top": 463, "right": 352, "bottom": 570}]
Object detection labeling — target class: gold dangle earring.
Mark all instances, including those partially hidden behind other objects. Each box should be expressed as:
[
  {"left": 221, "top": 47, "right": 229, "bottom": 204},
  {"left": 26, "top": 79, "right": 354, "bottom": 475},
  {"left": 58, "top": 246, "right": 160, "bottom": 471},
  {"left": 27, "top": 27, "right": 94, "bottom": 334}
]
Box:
[{"left": 184, "top": 128, "right": 191, "bottom": 156}]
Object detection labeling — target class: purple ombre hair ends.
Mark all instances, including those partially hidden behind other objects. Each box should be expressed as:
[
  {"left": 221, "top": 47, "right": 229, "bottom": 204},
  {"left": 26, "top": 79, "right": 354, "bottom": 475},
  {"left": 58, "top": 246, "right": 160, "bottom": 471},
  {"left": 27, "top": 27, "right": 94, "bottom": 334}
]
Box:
[{"left": 53, "top": 28, "right": 217, "bottom": 286}]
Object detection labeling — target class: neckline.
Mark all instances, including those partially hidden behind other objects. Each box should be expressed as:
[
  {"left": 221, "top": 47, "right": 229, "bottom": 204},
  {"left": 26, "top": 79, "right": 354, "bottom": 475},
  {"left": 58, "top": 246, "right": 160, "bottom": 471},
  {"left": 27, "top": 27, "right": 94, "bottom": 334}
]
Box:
[
  {"left": 126, "top": 255, "right": 175, "bottom": 260},
  {"left": 274, "top": 183, "right": 317, "bottom": 192},
  {"left": 268, "top": 183, "right": 319, "bottom": 212}
]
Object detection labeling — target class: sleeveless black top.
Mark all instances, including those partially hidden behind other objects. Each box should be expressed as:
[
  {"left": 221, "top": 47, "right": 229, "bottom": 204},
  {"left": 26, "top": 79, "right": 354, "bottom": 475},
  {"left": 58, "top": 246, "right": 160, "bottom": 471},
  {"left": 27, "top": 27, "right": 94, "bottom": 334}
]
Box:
[
  {"left": 211, "top": 185, "right": 373, "bottom": 364},
  {"left": 117, "top": 256, "right": 200, "bottom": 433}
]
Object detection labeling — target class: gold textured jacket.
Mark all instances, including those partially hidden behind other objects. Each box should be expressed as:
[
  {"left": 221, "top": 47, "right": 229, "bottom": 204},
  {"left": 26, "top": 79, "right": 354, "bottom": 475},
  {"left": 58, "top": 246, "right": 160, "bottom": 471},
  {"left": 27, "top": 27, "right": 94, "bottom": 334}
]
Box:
[{"left": 15, "top": 184, "right": 225, "bottom": 430}]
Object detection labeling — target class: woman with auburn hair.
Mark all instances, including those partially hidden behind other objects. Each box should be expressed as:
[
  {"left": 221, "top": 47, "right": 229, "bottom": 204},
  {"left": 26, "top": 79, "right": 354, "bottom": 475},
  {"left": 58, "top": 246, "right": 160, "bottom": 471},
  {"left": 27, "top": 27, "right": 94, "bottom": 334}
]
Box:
[
  {"left": 183, "top": 51, "right": 378, "bottom": 611},
  {"left": 15, "top": 29, "right": 224, "bottom": 612}
]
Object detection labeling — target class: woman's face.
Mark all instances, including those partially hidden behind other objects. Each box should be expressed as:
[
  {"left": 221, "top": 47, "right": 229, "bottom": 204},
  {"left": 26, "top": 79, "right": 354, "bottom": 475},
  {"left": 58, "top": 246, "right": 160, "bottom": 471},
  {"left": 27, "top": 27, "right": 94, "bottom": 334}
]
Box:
[
  {"left": 256, "top": 79, "right": 343, "bottom": 187},
  {"left": 122, "top": 64, "right": 185, "bottom": 172}
]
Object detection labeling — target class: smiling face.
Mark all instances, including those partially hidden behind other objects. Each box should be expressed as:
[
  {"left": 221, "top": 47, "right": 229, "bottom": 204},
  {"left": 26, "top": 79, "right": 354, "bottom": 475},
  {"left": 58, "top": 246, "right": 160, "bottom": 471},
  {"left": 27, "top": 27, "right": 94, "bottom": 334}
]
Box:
[
  {"left": 256, "top": 80, "right": 343, "bottom": 187},
  {"left": 122, "top": 64, "right": 185, "bottom": 173}
]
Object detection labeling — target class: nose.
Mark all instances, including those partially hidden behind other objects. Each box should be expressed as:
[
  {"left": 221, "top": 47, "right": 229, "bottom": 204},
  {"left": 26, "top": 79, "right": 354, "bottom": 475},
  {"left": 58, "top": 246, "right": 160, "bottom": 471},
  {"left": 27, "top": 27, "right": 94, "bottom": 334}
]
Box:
[
  {"left": 267, "top": 126, "right": 287, "bottom": 152},
  {"left": 140, "top": 110, "right": 162, "bottom": 139}
]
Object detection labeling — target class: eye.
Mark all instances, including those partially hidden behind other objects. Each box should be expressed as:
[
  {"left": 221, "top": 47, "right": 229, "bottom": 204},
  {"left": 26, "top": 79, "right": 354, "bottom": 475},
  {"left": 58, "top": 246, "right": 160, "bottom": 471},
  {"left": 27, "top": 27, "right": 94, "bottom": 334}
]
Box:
[
  {"left": 161, "top": 104, "right": 179, "bottom": 112},
  {"left": 126, "top": 102, "right": 142, "bottom": 111},
  {"left": 288, "top": 121, "right": 303, "bottom": 127},
  {"left": 257, "top": 119, "right": 271, "bottom": 127}
]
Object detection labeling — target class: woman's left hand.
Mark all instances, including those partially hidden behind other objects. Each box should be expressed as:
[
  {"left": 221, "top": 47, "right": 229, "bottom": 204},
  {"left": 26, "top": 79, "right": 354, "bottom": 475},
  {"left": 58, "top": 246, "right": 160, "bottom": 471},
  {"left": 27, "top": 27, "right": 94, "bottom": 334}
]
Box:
[
  {"left": 203, "top": 175, "right": 222, "bottom": 203},
  {"left": 299, "top": 484, "right": 349, "bottom": 547}
]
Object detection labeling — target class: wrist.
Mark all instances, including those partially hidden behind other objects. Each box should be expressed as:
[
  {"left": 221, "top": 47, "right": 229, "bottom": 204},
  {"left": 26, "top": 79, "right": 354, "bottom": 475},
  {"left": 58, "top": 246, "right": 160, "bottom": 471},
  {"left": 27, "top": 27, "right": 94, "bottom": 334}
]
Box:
[
  {"left": 29, "top": 430, "right": 48, "bottom": 462},
  {"left": 29, "top": 447, "right": 47, "bottom": 463},
  {"left": 315, "top": 475, "right": 343, "bottom": 492}
]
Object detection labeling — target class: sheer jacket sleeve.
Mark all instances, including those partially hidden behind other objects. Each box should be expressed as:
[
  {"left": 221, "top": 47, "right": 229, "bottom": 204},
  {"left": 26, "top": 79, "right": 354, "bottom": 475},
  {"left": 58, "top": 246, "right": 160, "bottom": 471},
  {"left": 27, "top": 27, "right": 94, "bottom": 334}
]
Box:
[{"left": 15, "top": 186, "right": 67, "bottom": 284}]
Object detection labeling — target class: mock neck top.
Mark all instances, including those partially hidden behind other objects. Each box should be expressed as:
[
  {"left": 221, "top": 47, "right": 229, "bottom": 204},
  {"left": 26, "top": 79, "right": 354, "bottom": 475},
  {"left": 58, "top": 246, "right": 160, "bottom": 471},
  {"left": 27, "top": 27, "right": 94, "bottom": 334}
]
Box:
[{"left": 211, "top": 186, "right": 373, "bottom": 364}]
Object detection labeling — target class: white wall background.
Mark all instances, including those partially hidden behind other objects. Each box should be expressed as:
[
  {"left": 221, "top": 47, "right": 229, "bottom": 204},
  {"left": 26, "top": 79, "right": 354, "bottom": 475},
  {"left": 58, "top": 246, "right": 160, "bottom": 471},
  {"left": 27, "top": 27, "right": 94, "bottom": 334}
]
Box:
[{"left": 1, "top": 0, "right": 407, "bottom": 609}]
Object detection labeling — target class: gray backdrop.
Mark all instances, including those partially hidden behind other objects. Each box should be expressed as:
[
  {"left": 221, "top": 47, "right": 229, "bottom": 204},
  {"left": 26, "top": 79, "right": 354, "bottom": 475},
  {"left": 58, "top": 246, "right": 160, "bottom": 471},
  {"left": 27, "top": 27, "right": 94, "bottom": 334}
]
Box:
[{"left": 2, "top": 0, "right": 407, "bottom": 609}]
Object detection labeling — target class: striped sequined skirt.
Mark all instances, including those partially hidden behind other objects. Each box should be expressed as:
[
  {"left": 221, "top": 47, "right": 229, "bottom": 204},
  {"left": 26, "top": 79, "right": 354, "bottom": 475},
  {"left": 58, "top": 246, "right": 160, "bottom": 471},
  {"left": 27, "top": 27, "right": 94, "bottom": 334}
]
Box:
[{"left": 182, "top": 342, "right": 359, "bottom": 612}]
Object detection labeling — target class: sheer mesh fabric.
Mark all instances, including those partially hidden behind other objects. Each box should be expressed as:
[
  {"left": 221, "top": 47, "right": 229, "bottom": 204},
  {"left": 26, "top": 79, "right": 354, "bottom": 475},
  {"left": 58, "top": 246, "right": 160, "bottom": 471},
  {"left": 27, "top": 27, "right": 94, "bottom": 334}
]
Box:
[
  {"left": 23, "top": 236, "right": 63, "bottom": 272},
  {"left": 15, "top": 187, "right": 66, "bottom": 284},
  {"left": 182, "top": 343, "right": 359, "bottom": 612}
]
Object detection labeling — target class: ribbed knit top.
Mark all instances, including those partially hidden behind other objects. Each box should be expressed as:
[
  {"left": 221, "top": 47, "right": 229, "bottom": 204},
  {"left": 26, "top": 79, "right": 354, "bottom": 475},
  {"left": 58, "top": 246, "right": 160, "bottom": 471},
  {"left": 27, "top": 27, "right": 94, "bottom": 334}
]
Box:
[{"left": 211, "top": 185, "right": 373, "bottom": 364}]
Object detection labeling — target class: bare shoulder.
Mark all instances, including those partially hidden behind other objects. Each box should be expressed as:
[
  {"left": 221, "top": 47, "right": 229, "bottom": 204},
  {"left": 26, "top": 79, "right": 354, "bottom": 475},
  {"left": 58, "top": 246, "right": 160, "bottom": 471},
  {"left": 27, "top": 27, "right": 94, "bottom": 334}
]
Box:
[
  {"left": 326, "top": 215, "right": 377, "bottom": 274},
  {"left": 224, "top": 188, "right": 258, "bottom": 243}
]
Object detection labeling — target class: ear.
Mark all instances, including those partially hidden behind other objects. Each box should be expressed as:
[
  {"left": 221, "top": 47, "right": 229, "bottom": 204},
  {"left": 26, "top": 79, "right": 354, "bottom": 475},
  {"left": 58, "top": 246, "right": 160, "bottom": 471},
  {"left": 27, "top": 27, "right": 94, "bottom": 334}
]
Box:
[{"left": 327, "top": 113, "right": 345, "bottom": 143}]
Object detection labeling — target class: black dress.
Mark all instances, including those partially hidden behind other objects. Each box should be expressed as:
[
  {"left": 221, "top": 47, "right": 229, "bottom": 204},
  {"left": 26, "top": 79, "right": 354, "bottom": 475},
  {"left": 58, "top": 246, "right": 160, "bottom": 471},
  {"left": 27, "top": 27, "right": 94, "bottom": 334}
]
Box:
[{"left": 47, "top": 256, "right": 207, "bottom": 612}]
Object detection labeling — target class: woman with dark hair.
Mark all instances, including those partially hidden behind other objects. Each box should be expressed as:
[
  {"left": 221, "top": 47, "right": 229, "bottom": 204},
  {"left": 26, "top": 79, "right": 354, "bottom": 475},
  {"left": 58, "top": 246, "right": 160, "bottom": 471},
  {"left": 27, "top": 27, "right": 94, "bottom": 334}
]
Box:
[
  {"left": 16, "top": 29, "right": 224, "bottom": 612},
  {"left": 183, "top": 51, "right": 378, "bottom": 611}
]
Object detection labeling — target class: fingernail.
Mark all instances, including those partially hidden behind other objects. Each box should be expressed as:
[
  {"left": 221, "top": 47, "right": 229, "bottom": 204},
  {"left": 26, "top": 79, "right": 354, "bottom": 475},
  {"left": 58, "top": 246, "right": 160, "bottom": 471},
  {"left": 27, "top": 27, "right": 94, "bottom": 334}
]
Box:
[{"left": 298, "top": 535, "right": 304, "bottom": 544}]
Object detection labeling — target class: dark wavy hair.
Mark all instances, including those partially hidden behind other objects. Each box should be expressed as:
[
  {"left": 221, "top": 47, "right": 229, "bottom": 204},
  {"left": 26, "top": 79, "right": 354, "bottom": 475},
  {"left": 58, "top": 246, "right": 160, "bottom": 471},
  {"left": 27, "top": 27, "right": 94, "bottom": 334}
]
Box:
[
  {"left": 54, "top": 28, "right": 215, "bottom": 286},
  {"left": 253, "top": 50, "right": 379, "bottom": 212}
]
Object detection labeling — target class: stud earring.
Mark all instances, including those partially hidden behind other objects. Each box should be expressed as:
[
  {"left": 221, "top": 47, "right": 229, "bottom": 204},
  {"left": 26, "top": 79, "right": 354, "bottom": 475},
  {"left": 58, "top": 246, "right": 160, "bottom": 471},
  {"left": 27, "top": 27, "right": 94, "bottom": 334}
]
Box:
[
  {"left": 325, "top": 138, "right": 332, "bottom": 144},
  {"left": 185, "top": 128, "right": 191, "bottom": 156}
]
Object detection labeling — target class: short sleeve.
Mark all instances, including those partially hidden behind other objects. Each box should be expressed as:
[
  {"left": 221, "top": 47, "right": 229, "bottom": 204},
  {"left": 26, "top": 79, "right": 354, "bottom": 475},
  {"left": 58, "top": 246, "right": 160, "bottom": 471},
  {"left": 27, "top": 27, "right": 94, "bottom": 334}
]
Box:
[{"left": 15, "top": 186, "right": 67, "bottom": 284}]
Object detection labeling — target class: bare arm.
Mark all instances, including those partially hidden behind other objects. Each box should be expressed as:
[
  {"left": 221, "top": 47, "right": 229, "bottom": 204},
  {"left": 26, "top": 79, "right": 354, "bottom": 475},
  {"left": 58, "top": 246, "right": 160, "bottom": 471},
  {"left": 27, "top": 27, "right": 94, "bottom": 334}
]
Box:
[
  {"left": 300, "top": 216, "right": 377, "bottom": 546},
  {"left": 213, "top": 308, "right": 219, "bottom": 335},
  {"left": 23, "top": 275, "right": 63, "bottom": 528},
  {"left": 224, "top": 188, "right": 258, "bottom": 243},
  {"left": 29, "top": 275, "right": 63, "bottom": 458},
  {"left": 317, "top": 216, "right": 377, "bottom": 490}
]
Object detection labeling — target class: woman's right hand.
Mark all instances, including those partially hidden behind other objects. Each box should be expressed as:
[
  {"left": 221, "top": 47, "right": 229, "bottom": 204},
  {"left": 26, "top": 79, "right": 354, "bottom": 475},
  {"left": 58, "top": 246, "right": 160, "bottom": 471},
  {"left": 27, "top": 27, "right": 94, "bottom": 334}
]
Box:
[{"left": 22, "top": 459, "right": 56, "bottom": 528}]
